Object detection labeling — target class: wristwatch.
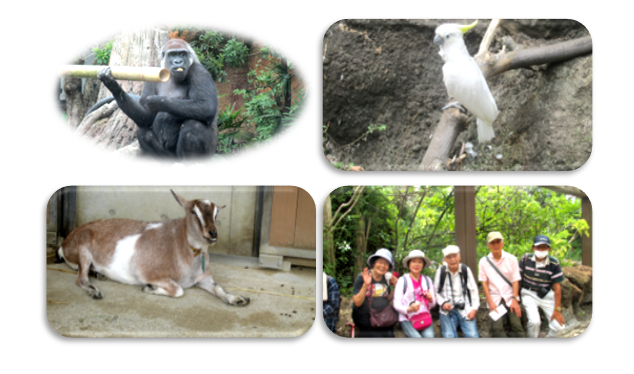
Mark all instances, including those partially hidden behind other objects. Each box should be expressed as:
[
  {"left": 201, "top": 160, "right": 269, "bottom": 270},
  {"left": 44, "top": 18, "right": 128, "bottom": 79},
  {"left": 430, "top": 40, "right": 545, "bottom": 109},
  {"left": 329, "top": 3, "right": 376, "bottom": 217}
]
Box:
[
  {"left": 555, "top": 306, "right": 562, "bottom": 312},
  {"left": 514, "top": 296, "right": 520, "bottom": 301}
]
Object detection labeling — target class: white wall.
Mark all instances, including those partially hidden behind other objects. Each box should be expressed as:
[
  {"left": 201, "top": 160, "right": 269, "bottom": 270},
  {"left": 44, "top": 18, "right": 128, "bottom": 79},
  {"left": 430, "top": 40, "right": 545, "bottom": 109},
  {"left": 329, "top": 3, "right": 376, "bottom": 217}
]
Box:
[{"left": 75, "top": 186, "right": 256, "bottom": 256}]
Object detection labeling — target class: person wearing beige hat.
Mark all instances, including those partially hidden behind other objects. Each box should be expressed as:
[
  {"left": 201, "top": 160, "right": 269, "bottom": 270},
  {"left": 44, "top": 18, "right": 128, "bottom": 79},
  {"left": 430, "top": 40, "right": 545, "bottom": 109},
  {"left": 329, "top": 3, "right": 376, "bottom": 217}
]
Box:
[
  {"left": 434, "top": 245, "right": 480, "bottom": 338},
  {"left": 478, "top": 232, "right": 525, "bottom": 337},
  {"left": 393, "top": 250, "right": 437, "bottom": 338}
]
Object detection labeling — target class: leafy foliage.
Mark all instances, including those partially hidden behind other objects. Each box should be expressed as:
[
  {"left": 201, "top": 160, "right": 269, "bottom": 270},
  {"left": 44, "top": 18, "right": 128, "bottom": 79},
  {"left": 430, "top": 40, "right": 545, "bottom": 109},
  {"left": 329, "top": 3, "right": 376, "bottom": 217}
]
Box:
[
  {"left": 92, "top": 41, "right": 113, "bottom": 65},
  {"left": 368, "top": 124, "right": 387, "bottom": 133},
  {"left": 234, "top": 46, "right": 303, "bottom": 142},
  {"left": 216, "top": 103, "right": 249, "bottom": 154},
  {"left": 190, "top": 31, "right": 236, "bottom": 82},
  {"left": 325, "top": 186, "right": 590, "bottom": 295},
  {"left": 473, "top": 186, "right": 589, "bottom": 265},
  {"left": 189, "top": 31, "right": 249, "bottom": 82},
  {"left": 222, "top": 38, "right": 250, "bottom": 67}
]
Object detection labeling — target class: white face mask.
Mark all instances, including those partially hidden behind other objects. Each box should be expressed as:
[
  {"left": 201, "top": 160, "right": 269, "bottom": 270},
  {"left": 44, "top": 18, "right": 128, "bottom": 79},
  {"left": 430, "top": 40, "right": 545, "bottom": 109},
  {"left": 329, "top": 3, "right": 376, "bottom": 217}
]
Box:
[{"left": 534, "top": 250, "right": 549, "bottom": 259}]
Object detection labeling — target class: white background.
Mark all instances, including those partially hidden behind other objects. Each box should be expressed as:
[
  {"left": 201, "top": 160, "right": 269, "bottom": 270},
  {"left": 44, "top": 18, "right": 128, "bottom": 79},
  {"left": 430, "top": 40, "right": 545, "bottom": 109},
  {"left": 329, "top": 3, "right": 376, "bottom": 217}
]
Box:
[{"left": 1, "top": 0, "right": 629, "bottom": 371}]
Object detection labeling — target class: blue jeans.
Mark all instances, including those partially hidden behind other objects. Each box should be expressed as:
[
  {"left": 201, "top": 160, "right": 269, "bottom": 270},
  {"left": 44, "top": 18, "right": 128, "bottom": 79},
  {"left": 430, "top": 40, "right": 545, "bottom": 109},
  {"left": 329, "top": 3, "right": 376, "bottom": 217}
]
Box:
[
  {"left": 401, "top": 320, "right": 435, "bottom": 338},
  {"left": 439, "top": 309, "right": 479, "bottom": 338}
]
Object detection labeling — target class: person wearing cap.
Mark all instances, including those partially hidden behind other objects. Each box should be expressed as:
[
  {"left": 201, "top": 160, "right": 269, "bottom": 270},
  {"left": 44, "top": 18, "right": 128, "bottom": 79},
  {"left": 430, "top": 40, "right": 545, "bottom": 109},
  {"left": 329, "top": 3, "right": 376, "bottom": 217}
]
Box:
[
  {"left": 393, "top": 250, "right": 437, "bottom": 338},
  {"left": 478, "top": 232, "right": 525, "bottom": 338},
  {"left": 351, "top": 248, "right": 398, "bottom": 337},
  {"left": 434, "top": 245, "right": 480, "bottom": 338},
  {"left": 519, "top": 235, "right": 566, "bottom": 338}
]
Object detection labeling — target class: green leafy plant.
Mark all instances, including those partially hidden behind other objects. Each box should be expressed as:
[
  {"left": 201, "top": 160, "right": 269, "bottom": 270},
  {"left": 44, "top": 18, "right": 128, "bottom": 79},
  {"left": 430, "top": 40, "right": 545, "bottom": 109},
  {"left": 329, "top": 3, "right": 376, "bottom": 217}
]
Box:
[
  {"left": 190, "top": 31, "right": 228, "bottom": 82},
  {"left": 233, "top": 46, "right": 303, "bottom": 143},
  {"left": 368, "top": 124, "right": 387, "bottom": 133},
  {"left": 332, "top": 162, "right": 356, "bottom": 170},
  {"left": 92, "top": 41, "right": 113, "bottom": 65},
  {"left": 190, "top": 31, "right": 249, "bottom": 82},
  {"left": 216, "top": 103, "right": 249, "bottom": 155},
  {"left": 222, "top": 38, "right": 249, "bottom": 67}
]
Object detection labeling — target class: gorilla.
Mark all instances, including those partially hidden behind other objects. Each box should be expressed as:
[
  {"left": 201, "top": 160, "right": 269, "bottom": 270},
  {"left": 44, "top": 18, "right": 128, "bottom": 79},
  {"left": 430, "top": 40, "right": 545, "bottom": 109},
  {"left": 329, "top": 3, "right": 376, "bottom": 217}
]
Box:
[{"left": 94, "top": 39, "right": 218, "bottom": 159}]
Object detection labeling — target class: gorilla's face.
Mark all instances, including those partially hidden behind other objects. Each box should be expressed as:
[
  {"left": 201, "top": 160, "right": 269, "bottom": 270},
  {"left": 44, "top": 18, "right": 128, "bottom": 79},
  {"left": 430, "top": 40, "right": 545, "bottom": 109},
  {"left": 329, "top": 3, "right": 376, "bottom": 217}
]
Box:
[{"left": 164, "top": 49, "right": 191, "bottom": 83}]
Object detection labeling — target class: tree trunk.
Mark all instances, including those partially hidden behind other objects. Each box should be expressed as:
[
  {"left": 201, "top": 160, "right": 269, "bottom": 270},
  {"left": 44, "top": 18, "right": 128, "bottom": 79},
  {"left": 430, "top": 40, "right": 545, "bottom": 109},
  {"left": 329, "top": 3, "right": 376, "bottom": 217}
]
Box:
[
  {"left": 323, "top": 195, "right": 336, "bottom": 269},
  {"left": 75, "top": 28, "right": 168, "bottom": 152},
  {"left": 355, "top": 218, "right": 370, "bottom": 276},
  {"left": 354, "top": 205, "right": 368, "bottom": 276},
  {"left": 63, "top": 57, "right": 101, "bottom": 129}
]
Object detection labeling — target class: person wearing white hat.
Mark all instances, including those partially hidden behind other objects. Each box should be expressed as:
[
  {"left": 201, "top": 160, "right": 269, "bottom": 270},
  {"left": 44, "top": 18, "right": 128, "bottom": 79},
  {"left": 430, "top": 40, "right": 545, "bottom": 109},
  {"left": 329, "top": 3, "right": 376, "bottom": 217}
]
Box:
[
  {"left": 434, "top": 245, "right": 480, "bottom": 338},
  {"left": 351, "top": 248, "right": 398, "bottom": 337},
  {"left": 393, "top": 249, "right": 437, "bottom": 338}
]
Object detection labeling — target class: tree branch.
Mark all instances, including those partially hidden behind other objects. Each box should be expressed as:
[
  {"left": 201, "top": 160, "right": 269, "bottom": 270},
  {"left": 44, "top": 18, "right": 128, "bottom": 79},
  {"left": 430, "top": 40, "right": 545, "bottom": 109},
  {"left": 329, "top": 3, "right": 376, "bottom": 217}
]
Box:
[
  {"left": 402, "top": 187, "right": 428, "bottom": 251},
  {"left": 417, "top": 109, "right": 468, "bottom": 171},
  {"left": 418, "top": 27, "right": 592, "bottom": 171},
  {"left": 479, "top": 36, "right": 592, "bottom": 79},
  {"left": 330, "top": 186, "right": 366, "bottom": 231},
  {"left": 424, "top": 190, "right": 454, "bottom": 248},
  {"left": 477, "top": 19, "right": 500, "bottom": 57},
  {"left": 539, "top": 186, "right": 588, "bottom": 199}
]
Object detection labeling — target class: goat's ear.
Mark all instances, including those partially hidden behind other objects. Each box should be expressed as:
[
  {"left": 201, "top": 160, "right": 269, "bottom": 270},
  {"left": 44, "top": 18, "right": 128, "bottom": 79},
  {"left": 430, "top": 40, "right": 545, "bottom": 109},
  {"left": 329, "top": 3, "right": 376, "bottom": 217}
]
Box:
[
  {"left": 217, "top": 205, "right": 226, "bottom": 211},
  {"left": 171, "top": 190, "right": 188, "bottom": 207}
]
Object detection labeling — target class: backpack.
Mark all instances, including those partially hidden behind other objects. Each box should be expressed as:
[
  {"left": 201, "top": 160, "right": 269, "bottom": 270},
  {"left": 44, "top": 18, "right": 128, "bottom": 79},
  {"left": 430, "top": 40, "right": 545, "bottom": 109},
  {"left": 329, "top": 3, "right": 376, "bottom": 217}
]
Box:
[
  {"left": 402, "top": 274, "right": 431, "bottom": 295},
  {"left": 437, "top": 264, "right": 472, "bottom": 306}
]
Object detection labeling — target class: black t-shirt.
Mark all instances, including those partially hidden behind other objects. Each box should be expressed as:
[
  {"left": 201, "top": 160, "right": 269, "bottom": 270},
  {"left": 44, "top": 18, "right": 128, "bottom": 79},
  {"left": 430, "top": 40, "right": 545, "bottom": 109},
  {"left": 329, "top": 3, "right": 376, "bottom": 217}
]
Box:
[{"left": 352, "top": 273, "right": 390, "bottom": 315}]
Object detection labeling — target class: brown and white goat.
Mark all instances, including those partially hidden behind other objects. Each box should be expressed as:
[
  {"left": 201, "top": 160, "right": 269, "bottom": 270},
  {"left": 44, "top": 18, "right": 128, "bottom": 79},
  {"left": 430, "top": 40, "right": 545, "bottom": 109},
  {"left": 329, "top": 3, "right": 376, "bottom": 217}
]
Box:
[{"left": 57, "top": 190, "right": 250, "bottom": 306}]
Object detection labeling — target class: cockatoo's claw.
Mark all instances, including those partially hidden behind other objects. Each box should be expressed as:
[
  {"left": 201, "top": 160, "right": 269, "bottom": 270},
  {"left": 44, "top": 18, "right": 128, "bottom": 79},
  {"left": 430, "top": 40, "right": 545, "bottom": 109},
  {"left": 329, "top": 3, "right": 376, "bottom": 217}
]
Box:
[{"left": 442, "top": 101, "right": 467, "bottom": 114}]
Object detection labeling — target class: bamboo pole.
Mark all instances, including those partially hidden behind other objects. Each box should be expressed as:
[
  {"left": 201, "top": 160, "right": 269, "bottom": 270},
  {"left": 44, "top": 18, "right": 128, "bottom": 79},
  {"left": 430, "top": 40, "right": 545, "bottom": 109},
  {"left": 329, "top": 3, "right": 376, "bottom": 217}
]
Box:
[{"left": 60, "top": 65, "right": 170, "bottom": 82}]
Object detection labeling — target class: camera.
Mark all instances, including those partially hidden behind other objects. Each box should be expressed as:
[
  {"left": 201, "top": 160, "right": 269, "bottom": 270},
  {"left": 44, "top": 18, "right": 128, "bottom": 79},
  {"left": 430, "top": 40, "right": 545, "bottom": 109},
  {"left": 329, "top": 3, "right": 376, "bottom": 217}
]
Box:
[
  {"left": 453, "top": 301, "right": 465, "bottom": 310},
  {"left": 537, "top": 287, "right": 550, "bottom": 299}
]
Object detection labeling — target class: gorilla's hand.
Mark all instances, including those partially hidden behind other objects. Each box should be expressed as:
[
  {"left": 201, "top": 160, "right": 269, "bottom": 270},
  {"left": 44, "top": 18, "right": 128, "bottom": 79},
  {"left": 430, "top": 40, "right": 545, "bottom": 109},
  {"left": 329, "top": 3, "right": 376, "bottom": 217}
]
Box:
[
  {"left": 145, "top": 95, "right": 169, "bottom": 111},
  {"left": 97, "top": 66, "right": 116, "bottom": 84}
]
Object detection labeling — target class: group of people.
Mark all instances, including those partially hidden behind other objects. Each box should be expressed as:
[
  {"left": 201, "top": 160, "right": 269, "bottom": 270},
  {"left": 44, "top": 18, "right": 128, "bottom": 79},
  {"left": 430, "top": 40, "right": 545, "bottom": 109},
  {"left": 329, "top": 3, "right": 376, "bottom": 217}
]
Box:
[{"left": 341, "top": 232, "right": 566, "bottom": 338}]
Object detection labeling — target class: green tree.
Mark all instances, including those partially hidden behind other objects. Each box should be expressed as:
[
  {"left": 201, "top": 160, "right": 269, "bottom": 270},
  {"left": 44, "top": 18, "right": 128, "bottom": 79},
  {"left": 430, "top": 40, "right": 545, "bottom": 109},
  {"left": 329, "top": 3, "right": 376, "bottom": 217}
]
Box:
[
  {"left": 324, "top": 186, "right": 589, "bottom": 294},
  {"left": 234, "top": 47, "right": 302, "bottom": 141}
]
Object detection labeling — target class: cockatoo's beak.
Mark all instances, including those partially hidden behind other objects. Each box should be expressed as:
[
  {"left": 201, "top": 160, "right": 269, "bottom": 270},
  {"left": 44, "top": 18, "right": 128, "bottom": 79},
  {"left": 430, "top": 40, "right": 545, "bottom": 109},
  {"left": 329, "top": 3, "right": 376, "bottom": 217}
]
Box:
[
  {"left": 433, "top": 34, "right": 444, "bottom": 46},
  {"left": 458, "top": 20, "right": 478, "bottom": 34}
]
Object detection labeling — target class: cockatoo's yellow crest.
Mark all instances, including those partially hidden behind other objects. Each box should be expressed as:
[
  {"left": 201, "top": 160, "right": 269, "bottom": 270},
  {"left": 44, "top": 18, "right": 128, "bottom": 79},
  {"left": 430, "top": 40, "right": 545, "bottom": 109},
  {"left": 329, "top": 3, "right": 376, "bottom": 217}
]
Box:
[{"left": 458, "top": 20, "right": 478, "bottom": 34}]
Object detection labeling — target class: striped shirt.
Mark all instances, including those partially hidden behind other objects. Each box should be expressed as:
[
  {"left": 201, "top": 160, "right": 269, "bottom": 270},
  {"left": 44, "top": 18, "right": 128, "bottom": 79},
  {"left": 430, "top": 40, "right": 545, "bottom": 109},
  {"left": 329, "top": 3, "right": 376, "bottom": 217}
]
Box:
[{"left": 519, "top": 253, "right": 564, "bottom": 290}]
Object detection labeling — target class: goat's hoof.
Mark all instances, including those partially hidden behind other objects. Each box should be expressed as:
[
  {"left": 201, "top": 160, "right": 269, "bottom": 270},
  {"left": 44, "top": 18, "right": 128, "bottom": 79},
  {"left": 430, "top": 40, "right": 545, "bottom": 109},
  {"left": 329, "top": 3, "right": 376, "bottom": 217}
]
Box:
[
  {"left": 235, "top": 296, "right": 250, "bottom": 307},
  {"left": 95, "top": 273, "right": 108, "bottom": 281},
  {"left": 142, "top": 285, "right": 154, "bottom": 293},
  {"left": 90, "top": 290, "right": 103, "bottom": 300}
]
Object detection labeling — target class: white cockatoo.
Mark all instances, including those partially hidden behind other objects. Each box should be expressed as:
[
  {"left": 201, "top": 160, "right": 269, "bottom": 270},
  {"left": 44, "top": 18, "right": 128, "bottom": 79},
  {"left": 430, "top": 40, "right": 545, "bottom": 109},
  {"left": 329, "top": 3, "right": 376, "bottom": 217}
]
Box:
[{"left": 434, "top": 20, "right": 499, "bottom": 143}]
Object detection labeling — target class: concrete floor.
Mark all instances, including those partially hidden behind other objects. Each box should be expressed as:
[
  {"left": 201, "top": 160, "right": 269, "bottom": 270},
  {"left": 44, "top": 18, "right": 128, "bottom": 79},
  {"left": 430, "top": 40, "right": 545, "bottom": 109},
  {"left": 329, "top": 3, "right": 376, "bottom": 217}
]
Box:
[{"left": 46, "top": 258, "right": 316, "bottom": 338}]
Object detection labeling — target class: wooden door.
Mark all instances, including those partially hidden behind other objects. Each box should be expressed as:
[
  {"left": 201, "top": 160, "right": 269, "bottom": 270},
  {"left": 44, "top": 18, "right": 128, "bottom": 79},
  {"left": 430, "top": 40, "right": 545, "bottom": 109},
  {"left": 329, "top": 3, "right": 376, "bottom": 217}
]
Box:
[{"left": 269, "top": 187, "right": 316, "bottom": 250}]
